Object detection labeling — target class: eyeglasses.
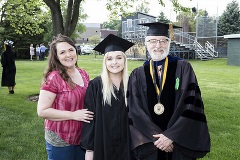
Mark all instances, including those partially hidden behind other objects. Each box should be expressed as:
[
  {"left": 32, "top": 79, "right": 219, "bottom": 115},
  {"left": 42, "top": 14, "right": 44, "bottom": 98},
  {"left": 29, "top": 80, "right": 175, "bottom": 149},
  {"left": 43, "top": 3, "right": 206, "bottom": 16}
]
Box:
[{"left": 146, "top": 39, "right": 169, "bottom": 45}]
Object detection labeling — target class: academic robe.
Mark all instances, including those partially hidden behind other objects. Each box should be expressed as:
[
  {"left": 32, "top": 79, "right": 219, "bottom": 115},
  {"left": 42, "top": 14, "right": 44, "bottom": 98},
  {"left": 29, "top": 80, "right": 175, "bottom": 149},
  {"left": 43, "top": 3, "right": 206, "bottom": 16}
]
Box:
[
  {"left": 127, "top": 55, "right": 210, "bottom": 160},
  {"left": 1, "top": 48, "right": 16, "bottom": 87},
  {"left": 80, "top": 76, "right": 132, "bottom": 160}
]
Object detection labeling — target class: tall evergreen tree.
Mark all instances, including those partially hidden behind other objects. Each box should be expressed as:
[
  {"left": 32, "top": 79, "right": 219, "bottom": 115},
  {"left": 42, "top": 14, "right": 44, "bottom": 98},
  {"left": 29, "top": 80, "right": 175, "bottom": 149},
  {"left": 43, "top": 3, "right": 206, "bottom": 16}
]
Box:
[
  {"left": 157, "top": 12, "right": 170, "bottom": 23},
  {"left": 218, "top": 0, "right": 240, "bottom": 36},
  {"left": 197, "top": 11, "right": 216, "bottom": 38}
]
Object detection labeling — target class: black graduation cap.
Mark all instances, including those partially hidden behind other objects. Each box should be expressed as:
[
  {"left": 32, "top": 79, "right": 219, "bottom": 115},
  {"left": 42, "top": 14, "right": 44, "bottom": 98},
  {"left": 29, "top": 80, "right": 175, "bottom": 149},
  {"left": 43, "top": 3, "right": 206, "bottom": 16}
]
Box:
[
  {"left": 93, "top": 34, "right": 134, "bottom": 54},
  {"left": 4, "top": 40, "right": 14, "bottom": 47},
  {"left": 138, "top": 22, "right": 181, "bottom": 37}
]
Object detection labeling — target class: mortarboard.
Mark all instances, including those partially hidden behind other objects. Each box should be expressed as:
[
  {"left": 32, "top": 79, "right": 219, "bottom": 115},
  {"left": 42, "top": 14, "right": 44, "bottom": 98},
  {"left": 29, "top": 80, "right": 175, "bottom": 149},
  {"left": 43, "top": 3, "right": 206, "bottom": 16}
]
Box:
[
  {"left": 93, "top": 34, "right": 134, "bottom": 54},
  {"left": 138, "top": 22, "right": 181, "bottom": 40},
  {"left": 4, "top": 40, "right": 14, "bottom": 47}
]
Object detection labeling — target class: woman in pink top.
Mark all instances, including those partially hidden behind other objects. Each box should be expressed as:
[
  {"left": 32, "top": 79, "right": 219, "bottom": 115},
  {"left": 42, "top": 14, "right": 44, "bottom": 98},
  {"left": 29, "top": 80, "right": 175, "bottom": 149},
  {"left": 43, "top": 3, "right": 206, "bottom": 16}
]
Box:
[{"left": 37, "top": 34, "right": 94, "bottom": 160}]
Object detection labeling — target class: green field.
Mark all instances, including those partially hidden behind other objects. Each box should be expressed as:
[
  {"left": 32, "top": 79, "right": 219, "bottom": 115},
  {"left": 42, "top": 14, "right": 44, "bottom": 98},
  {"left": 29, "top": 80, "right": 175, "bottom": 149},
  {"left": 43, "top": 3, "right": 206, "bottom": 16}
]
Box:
[{"left": 0, "top": 55, "right": 239, "bottom": 159}]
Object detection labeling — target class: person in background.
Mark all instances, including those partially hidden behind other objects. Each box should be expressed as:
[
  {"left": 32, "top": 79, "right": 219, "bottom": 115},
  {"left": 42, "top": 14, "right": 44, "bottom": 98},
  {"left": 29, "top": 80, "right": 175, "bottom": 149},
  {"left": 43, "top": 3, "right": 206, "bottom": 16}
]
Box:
[
  {"left": 36, "top": 44, "right": 40, "bottom": 60},
  {"left": 37, "top": 34, "right": 94, "bottom": 160},
  {"left": 80, "top": 34, "right": 134, "bottom": 160},
  {"left": 30, "top": 44, "right": 35, "bottom": 61},
  {"left": 1, "top": 40, "right": 16, "bottom": 94},
  {"left": 40, "top": 43, "right": 47, "bottom": 60},
  {"left": 127, "top": 22, "right": 210, "bottom": 160}
]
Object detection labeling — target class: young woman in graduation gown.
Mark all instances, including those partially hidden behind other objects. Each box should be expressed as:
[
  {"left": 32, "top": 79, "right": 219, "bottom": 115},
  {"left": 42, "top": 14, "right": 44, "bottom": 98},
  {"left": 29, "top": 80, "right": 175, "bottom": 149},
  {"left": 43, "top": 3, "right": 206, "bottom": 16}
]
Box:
[{"left": 80, "top": 34, "right": 134, "bottom": 160}]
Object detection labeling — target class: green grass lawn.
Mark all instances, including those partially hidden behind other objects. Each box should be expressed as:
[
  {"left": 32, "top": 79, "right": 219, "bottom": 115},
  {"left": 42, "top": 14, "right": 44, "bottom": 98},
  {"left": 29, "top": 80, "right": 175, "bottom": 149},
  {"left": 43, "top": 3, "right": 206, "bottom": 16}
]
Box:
[{"left": 0, "top": 55, "right": 239, "bottom": 159}]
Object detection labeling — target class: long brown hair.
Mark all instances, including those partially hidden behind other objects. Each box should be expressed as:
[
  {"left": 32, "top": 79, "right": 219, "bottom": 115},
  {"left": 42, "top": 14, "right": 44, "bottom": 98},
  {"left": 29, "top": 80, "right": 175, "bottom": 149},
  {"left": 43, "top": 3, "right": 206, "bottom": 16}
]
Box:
[{"left": 41, "top": 34, "right": 78, "bottom": 88}]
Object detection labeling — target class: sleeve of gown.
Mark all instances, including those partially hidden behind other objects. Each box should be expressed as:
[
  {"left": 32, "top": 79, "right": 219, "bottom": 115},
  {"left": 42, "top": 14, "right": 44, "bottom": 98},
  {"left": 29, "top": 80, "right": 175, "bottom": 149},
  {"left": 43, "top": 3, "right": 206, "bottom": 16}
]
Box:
[
  {"left": 1, "top": 52, "right": 6, "bottom": 66},
  {"left": 164, "top": 61, "right": 210, "bottom": 158},
  {"left": 80, "top": 80, "right": 96, "bottom": 150}
]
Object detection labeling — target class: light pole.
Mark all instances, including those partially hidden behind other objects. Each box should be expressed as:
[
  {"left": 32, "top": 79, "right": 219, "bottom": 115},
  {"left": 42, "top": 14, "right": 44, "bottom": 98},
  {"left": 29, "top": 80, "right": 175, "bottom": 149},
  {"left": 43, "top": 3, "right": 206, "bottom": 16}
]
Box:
[
  {"left": 192, "top": 4, "right": 198, "bottom": 49},
  {"left": 215, "top": 7, "right": 218, "bottom": 48}
]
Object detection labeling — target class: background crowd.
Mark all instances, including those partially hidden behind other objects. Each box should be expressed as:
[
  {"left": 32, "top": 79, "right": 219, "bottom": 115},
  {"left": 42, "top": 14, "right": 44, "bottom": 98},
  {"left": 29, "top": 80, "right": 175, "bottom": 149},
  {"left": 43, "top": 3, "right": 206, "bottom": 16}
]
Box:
[{"left": 29, "top": 43, "right": 49, "bottom": 61}]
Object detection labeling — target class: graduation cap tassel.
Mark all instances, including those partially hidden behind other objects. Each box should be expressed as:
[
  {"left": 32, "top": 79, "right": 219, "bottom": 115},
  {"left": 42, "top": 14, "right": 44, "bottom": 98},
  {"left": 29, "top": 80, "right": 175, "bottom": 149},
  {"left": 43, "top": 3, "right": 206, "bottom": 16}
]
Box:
[{"left": 169, "top": 23, "right": 175, "bottom": 41}]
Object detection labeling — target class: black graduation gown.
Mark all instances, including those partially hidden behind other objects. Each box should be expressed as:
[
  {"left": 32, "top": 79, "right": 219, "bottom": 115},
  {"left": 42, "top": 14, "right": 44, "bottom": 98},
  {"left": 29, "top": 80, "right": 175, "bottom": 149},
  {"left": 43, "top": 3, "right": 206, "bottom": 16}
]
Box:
[
  {"left": 1, "top": 48, "right": 16, "bottom": 87},
  {"left": 80, "top": 76, "right": 132, "bottom": 160},
  {"left": 127, "top": 56, "right": 210, "bottom": 160}
]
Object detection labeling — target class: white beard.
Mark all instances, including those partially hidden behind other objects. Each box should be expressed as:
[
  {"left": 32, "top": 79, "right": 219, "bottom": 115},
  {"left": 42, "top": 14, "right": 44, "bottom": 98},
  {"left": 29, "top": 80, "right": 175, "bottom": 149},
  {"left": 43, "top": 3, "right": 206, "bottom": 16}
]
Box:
[{"left": 149, "top": 47, "right": 170, "bottom": 61}]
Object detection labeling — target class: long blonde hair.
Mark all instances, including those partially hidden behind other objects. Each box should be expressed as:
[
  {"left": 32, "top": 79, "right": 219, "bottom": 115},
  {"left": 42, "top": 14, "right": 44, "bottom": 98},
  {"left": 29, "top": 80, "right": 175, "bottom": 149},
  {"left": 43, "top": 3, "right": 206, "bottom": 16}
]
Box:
[{"left": 101, "top": 52, "right": 128, "bottom": 106}]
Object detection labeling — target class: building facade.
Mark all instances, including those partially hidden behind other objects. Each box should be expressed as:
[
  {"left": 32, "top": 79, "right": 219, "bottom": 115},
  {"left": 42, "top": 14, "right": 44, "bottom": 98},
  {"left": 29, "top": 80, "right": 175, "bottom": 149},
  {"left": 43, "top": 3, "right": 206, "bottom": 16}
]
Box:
[
  {"left": 77, "top": 23, "right": 118, "bottom": 44},
  {"left": 76, "top": 23, "right": 101, "bottom": 44}
]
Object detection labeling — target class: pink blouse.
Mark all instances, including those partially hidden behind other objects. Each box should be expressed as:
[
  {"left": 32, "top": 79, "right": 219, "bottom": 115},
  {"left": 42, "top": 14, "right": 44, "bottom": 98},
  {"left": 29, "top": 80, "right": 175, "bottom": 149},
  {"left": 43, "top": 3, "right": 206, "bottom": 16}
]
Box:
[{"left": 41, "top": 68, "right": 90, "bottom": 145}]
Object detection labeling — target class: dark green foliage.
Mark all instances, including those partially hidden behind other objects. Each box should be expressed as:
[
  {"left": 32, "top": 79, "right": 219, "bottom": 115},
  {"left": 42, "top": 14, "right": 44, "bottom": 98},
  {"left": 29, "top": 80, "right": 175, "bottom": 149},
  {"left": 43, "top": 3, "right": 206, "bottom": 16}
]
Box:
[
  {"left": 157, "top": 11, "right": 170, "bottom": 23},
  {"left": 0, "top": 21, "right": 46, "bottom": 59},
  {"left": 103, "top": 20, "right": 121, "bottom": 31},
  {"left": 102, "top": 19, "right": 122, "bottom": 37},
  {"left": 218, "top": 0, "right": 240, "bottom": 35},
  {"left": 0, "top": 0, "right": 51, "bottom": 59}
]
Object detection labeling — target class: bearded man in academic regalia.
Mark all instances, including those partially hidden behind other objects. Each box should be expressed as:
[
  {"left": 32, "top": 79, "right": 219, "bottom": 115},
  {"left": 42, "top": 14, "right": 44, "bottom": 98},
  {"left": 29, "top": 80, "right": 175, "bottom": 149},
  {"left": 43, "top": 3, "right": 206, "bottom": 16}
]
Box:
[{"left": 127, "top": 22, "right": 210, "bottom": 160}]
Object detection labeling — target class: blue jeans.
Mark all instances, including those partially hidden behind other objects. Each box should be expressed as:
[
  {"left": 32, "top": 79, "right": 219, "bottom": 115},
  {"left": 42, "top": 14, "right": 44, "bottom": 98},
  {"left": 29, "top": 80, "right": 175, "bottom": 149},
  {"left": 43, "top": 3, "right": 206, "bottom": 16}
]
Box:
[{"left": 46, "top": 141, "right": 85, "bottom": 160}]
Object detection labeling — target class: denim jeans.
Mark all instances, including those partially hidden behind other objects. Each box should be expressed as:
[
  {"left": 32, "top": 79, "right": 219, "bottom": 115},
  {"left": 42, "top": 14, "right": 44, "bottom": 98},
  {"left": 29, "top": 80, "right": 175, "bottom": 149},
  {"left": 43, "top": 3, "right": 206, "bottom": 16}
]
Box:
[{"left": 46, "top": 141, "right": 85, "bottom": 160}]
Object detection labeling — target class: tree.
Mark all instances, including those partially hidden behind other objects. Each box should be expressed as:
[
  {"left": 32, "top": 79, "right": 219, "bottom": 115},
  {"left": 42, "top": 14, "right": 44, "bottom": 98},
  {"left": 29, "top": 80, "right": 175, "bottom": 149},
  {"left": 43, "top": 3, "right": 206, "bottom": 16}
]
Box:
[
  {"left": 190, "top": 9, "right": 212, "bottom": 32},
  {"left": 88, "top": 35, "right": 101, "bottom": 45},
  {"left": 0, "top": 0, "right": 45, "bottom": 36},
  {"left": 218, "top": 0, "right": 240, "bottom": 35},
  {"left": 0, "top": 0, "right": 48, "bottom": 59},
  {"left": 157, "top": 11, "right": 170, "bottom": 23},
  {"left": 88, "top": 35, "right": 101, "bottom": 57},
  {"left": 196, "top": 11, "right": 216, "bottom": 38},
  {"left": 1, "top": 0, "right": 191, "bottom": 38},
  {"left": 103, "top": 20, "right": 121, "bottom": 30},
  {"left": 43, "top": 0, "right": 86, "bottom": 36},
  {"left": 102, "top": 19, "right": 122, "bottom": 36},
  {"left": 135, "top": 0, "right": 150, "bottom": 14},
  {"left": 106, "top": 0, "right": 190, "bottom": 20},
  {"left": 0, "top": 0, "right": 87, "bottom": 59},
  {"left": 43, "top": 0, "right": 190, "bottom": 37}
]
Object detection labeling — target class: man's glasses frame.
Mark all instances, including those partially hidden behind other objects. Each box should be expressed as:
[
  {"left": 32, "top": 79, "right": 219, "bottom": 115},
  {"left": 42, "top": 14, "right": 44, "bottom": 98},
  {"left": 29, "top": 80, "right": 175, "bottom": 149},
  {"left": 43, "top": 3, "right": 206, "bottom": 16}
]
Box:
[{"left": 146, "top": 38, "right": 170, "bottom": 45}]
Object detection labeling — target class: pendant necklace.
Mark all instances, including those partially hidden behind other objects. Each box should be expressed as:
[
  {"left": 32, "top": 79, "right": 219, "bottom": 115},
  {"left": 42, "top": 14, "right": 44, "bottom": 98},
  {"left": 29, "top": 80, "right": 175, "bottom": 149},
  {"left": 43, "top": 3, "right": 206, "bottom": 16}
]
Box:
[{"left": 150, "top": 57, "right": 168, "bottom": 115}]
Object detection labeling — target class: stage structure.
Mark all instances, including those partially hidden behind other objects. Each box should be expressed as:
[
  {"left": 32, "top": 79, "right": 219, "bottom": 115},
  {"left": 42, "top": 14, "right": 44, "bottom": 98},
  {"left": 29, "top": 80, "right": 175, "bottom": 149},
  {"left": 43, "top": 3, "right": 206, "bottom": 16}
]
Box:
[{"left": 121, "top": 12, "right": 219, "bottom": 60}]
